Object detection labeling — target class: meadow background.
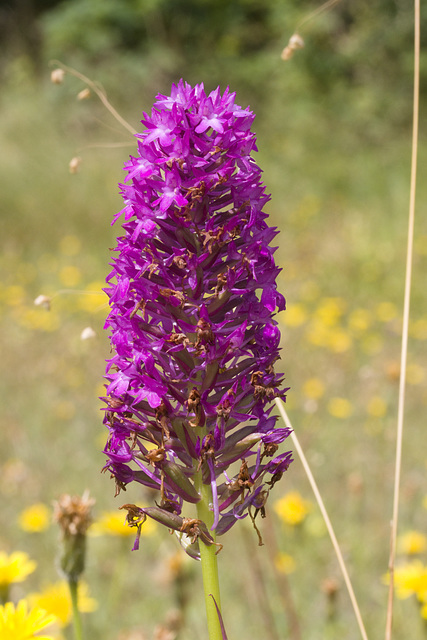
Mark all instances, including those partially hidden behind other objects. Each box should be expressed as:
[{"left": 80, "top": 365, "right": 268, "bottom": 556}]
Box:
[{"left": 1, "top": 1, "right": 427, "bottom": 639}]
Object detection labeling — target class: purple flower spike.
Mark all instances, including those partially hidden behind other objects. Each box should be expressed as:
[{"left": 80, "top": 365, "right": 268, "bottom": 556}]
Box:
[{"left": 102, "top": 80, "right": 292, "bottom": 555}]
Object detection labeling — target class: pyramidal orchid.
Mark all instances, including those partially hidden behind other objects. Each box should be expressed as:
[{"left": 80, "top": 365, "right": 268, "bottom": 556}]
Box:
[{"left": 101, "top": 79, "right": 292, "bottom": 636}]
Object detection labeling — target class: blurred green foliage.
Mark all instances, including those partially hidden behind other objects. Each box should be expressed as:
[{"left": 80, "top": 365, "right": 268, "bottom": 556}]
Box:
[{"left": 2, "top": 0, "right": 426, "bottom": 127}]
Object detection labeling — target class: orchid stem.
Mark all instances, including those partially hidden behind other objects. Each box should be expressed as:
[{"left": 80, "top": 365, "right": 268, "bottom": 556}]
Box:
[
  {"left": 68, "top": 578, "right": 83, "bottom": 640},
  {"left": 195, "top": 472, "right": 223, "bottom": 640}
]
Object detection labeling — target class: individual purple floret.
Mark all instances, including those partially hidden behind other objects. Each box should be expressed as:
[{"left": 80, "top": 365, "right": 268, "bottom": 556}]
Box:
[{"left": 102, "top": 80, "right": 292, "bottom": 555}]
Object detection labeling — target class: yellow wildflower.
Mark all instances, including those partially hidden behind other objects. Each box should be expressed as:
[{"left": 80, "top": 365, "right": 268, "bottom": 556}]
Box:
[
  {"left": 90, "top": 511, "right": 156, "bottom": 537},
  {"left": 367, "top": 396, "right": 387, "bottom": 418},
  {"left": 275, "top": 552, "right": 296, "bottom": 574},
  {"left": 282, "top": 303, "right": 307, "bottom": 327},
  {"left": 18, "top": 504, "right": 50, "bottom": 533},
  {"left": 0, "top": 599, "right": 55, "bottom": 640},
  {"left": 328, "top": 397, "right": 353, "bottom": 419},
  {"left": 77, "top": 282, "right": 108, "bottom": 314},
  {"left": 348, "top": 308, "right": 372, "bottom": 334},
  {"left": 398, "top": 531, "right": 427, "bottom": 555},
  {"left": 18, "top": 307, "right": 60, "bottom": 332},
  {"left": 30, "top": 581, "right": 97, "bottom": 628},
  {"left": 410, "top": 318, "right": 427, "bottom": 340},
  {"left": 4, "top": 285, "right": 25, "bottom": 307},
  {"left": 314, "top": 297, "right": 346, "bottom": 327},
  {"left": 387, "top": 561, "right": 427, "bottom": 600},
  {"left": 327, "top": 328, "right": 352, "bottom": 353},
  {"left": 274, "top": 491, "right": 312, "bottom": 526},
  {"left": 406, "top": 364, "right": 425, "bottom": 385},
  {"left": 59, "top": 266, "right": 82, "bottom": 288},
  {"left": 376, "top": 302, "right": 397, "bottom": 323},
  {"left": 0, "top": 551, "right": 36, "bottom": 587},
  {"left": 303, "top": 377, "right": 325, "bottom": 400},
  {"left": 305, "top": 319, "right": 331, "bottom": 347},
  {"left": 306, "top": 319, "right": 352, "bottom": 352}
]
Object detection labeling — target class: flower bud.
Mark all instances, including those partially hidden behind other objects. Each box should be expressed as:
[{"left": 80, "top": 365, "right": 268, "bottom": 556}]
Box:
[
  {"left": 162, "top": 461, "right": 200, "bottom": 504},
  {"left": 281, "top": 33, "right": 305, "bottom": 61},
  {"left": 81, "top": 326, "right": 96, "bottom": 340},
  {"left": 77, "top": 88, "right": 91, "bottom": 100},
  {"left": 69, "top": 157, "right": 82, "bottom": 174},
  {"left": 34, "top": 294, "right": 51, "bottom": 310},
  {"left": 51, "top": 68, "right": 65, "bottom": 84},
  {"left": 53, "top": 491, "right": 94, "bottom": 581}
]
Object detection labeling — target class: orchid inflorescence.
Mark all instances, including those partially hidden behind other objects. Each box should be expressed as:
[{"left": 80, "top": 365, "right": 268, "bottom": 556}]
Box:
[{"left": 102, "top": 80, "right": 292, "bottom": 557}]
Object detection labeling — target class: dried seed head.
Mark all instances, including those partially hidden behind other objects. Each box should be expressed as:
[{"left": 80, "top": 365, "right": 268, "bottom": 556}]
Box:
[
  {"left": 69, "top": 157, "right": 82, "bottom": 174},
  {"left": 51, "top": 68, "right": 65, "bottom": 84},
  {"left": 153, "top": 624, "right": 178, "bottom": 640},
  {"left": 34, "top": 294, "right": 51, "bottom": 310},
  {"left": 289, "top": 33, "right": 305, "bottom": 49},
  {"left": 80, "top": 326, "right": 96, "bottom": 340},
  {"left": 281, "top": 33, "right": 305, "bottom": 61},
  {"left": 118, "top": 631, "right": 147, "bottom": 640},
  {"left": 53, "top": 491, "right": 94, "bottom": 581},
  {"left": 322, "top": 577, "right": 340, "bottom": 596},
  {"left": 347, "top": 471, "right": 363, "bottom": 495},
  {"left": 77, "top": 88, "right": 91, "bottom": 101},
  {"left": 53, "top": 491, "right": 94, "bottom": 537}
]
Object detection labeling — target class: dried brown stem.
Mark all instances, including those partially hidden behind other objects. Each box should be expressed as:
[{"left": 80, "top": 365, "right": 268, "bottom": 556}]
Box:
[
  {"left": 385, "top": 1, "right": 420, "bottom": 638},
  {"left": 275, "top": 399, "right": 369, "bottom": 640}
]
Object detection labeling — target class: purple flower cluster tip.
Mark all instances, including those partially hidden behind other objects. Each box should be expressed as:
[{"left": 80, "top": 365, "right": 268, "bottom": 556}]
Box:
[{"left": 102, "top": 80, "right": 292, "bottom": 554}]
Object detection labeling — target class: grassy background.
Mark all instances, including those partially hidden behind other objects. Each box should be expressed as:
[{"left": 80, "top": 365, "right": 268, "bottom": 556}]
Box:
[{"left": 1, "top": 1, "right": 427, "bottom": 638}]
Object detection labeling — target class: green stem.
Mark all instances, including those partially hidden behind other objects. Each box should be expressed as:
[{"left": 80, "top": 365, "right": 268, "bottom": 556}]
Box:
[
  {"left": 195, "top": 470, "right": 223, "bottom": 640},
  {"left": 68, "top": 578, "right": 83, "bottom": 640},
  {"left": 0, "top": 585, "right": 9, "bottom": 605}
]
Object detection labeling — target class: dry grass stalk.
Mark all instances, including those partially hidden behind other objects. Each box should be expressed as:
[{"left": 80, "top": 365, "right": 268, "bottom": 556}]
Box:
[
  {"left": 275, "top": 398, "right": 369, "bottom": 640},
  {"left": 385, "top": 1, "right": 420, "bottom": 638}
]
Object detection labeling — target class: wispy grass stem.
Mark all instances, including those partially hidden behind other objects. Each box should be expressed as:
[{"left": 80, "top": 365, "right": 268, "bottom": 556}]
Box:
[
  {"left": 384, "top": 1, "right": 420, "bottom": 638},
  {"left": 275, "top": 398, "right": 369, "bottom": 640},
  {"left": 296, "top": 0, "right": 342, "bottom": 32},
  {"left": 49, "top": 61, "right": 137, "bottom": 136}
]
